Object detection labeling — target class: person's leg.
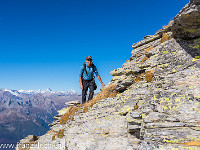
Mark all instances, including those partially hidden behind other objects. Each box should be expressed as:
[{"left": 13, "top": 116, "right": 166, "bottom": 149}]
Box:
[
  {"left": 88, "top": 79, "right": 95, "bottom": 101},
  {"left": 82, "top": 80, "right": 89, "bottom": 104}
]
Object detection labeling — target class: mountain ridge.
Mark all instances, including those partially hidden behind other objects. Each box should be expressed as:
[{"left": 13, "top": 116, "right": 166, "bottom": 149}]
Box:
[
  {"left": 1, "top": 88, "right": 80, "bottom": 95},
  {"left": 0, "top": 88, "right": 81, "bottom": 149},
  {"left": 17, "top": 0, "right": 200, "bottom": 149}
]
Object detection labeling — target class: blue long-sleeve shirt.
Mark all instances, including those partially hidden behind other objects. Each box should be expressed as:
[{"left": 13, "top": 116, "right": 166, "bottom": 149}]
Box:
[{"left": 79, "top": 64, "right": 99, "bottom": 80}]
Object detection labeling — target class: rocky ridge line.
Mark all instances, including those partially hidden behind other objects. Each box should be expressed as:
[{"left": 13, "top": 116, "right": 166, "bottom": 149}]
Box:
[{"left": 17, "top": 0, "right": 200, "bottom": 149}]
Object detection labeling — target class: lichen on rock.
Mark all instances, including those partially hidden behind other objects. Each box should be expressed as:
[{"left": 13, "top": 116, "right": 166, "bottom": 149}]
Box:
[{"left": 17, "top": 0, "right": 200, "bottom": 150}]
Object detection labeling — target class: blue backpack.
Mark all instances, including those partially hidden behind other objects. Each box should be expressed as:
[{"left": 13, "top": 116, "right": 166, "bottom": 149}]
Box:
[{"left": 83, "top": 63, "right": 97, "bottom": 90}]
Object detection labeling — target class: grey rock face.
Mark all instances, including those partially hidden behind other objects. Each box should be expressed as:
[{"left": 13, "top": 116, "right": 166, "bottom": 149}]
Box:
[
  {"left": 16, "top": 135, "right": 39, "bottom": 150},
  {"left": 130, "top": 111, "right": 142, "bottom": 119},
  {"left": 172, "top": 0, "right": 200, "bottom": 39},
  {"left": 191, "top": 0, "right": 200, "bottom": 5},
  {"left": 19, "top": 1, "right": 200, "bottom": 150},
  {"left": 143, "top": 112, "right": 165, "bottom": 123},
  {"left": 65, "top": 100, "right": 80, "bottom": 106}
]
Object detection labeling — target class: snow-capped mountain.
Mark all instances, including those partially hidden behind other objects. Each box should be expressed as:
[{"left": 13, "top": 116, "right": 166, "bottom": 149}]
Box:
[
  {"left": 0, "top": 88, "right": 81, "bottom": 147},
  {"left": 2, "top": 88, "right": 80, "bottom": 95},
  {"left": 3, "top": 89, "right": 20, "bottom": 96}
]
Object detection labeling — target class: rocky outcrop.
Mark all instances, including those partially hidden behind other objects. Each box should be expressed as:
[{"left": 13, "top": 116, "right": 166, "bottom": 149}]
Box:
[
  {"left": 16, "top": 135, "right": 39, "bottom": 150},
  {"left": 17, "top": 0, "right": 200, "bottom": 150},
  {"left": 65, "top": 100, "right": 80, "bottom": 107},
  {"left": 110, "top": 22, "right": 173, "bottom": 92},
  {"left": 172, "top": 0, "right": 200, "bottom": 39}
]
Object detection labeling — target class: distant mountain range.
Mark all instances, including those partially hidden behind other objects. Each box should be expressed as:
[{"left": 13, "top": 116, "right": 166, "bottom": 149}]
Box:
[
  {"left": 3, "top": 88, "right": 79, "bottom": 95},
  {"left": 0, "top": 88, "right": 82, "bottom": 148}
]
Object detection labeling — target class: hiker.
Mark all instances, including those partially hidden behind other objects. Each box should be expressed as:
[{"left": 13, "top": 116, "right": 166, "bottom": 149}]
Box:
[{"left": 79, "top": 56, "right": 105, "bottom": 104}]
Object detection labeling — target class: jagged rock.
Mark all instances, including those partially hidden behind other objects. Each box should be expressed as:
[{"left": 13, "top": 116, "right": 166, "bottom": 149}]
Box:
[
  {"left": 172, "top": 0, "right": 200, "bottom": 39},
  {"left": 144, "top": 122, "right": 186, "bottom": 129},
  {"left": 116, "top": 79, "right": 134, "bottom": 92},
  {"left": 16, "top": 135, "right": 39, "bottom": 150},
  {"left": 65, "top": 100, "right": 80, "bottom": 106},
  {"left": 19, "top": 1, "right": 200, "bottom": 150},
  {"left": 53, "top": 115, "right": 61, "bottom": 120},
  {"left": 132, "top": 34, "right": 162, "bottom": 49},
  {"left": 143, "top": 112, "right": 165, "bottom": 123},
  {"left": 110, "top": 75, "right": 126, "bottom": 82},
  {"left": 127, "top": 124, "right": 140, "bottom": 133},
  {"left": 48, "top": 120, "right": 59, "bottom": 126},
  {"left": 138, "top": 141, "right": 159, "bottom": 150},
  {"left": 110, "top": 68, "right": 123, "bottom": 76},
  {"left": 165, "top": 117, "right": 180, "bottom": 122},
  {"left": 131, "top": 38, "right": 161, "bottom": 58},
  {"left": 21, "top": 135, "right": 38, "bottom": 143},
  {"left": 57, "top": 107, "right": 69, "bottom": 116},
  {"left": 130, "top": 111, "right": 142, "bottom": 119},
  {"left": 119, "top": 105, "right": 134, "bottom": 115}
]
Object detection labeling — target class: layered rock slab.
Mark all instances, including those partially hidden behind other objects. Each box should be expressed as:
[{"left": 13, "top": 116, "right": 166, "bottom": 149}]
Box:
[{"left": 17, "top": 0, "right": 200, "bottom": 150}]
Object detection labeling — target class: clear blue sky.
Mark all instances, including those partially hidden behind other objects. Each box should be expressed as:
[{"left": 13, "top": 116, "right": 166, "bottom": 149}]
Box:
[{"left": 0, "top": 0, "right": 188, "bottom": 93}]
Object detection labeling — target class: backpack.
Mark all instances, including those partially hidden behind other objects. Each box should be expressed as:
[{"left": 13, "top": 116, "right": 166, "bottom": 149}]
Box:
[
  {"left": 83, "top": 63, "right": 97, "bottom": 90},
  {"left": 83, "top": 63, "right": 95, "bottom": 75}
]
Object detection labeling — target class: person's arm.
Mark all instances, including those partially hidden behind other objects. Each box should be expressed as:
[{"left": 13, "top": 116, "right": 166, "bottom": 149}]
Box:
[
  {"left": 93, "top": 64, "right": 105, "bottom": 86},
  {"left": 97, "top": 75, "right": 105, "bottom": 87},
  {"left": 79, "top": 77, "right": 83, "bottom": 90},
  {"left": 79, "top": 65, "right": 84, "bottom": 89}
]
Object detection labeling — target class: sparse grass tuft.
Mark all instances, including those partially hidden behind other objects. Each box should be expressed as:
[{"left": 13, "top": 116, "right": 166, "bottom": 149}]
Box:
[
  {"left": 52, "top": 134, "right": 56, "bottom": 140},
  {"left": 135, "top": 76, "right": 143, "bottom": 83},
  {"left": 57, "top": 129, "right": 65, "bottom": 138},
  {"left": 183, "top": 139, "right": 200, "bottom": 146},
  {"left": 60, "top": 84, "right": 118, "bottom": 125},
  {"left": 141, "top": 56, "right": 149, "bottom": 64},
  {"left": 161, "top": 33, "right": 170, "bottom": 43},
  {"left": 134, "top": 70, "right": 154, "bottom": 83},
  {"left": 145, "top": 71, "right": 154, "bottom": 82},
  {"left": 60, "top": 106, "right": 81, "bottom": 125},
  {"left": 145, "top": 47, "right": 154, "bottom": 53}
]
